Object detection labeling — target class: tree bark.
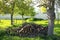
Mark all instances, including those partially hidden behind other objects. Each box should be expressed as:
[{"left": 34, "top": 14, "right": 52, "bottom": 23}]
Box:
[
  {"left": 47, "top": 9, "right": 55, "bottom": 36},
  {"left": 22, "top": 14, "right": 25, "bottom": 23},
  {"left": 11, "top": 2, "right": 15, "bottom": 25},
  {"left": 48, "top": 19, "right": 54, "bottom": 35},
  {"left": 22, "top": 14, "right": 24, "bottom": 21},
  {"left": 47, "top": 0, "right": 55, "bottom": 36},
  {"left": 11, "top": 13, "right": 14, "bottom": 25}
]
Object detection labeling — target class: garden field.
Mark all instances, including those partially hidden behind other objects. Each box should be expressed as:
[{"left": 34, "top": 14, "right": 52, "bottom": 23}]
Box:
[{"left": 0, "top": 20, "right": 60, "bottom": 40}]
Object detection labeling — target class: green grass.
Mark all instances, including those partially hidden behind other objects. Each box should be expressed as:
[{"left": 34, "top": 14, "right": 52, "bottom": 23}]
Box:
[
  {"left": 0, "top": 20, "right": 59, "bottom": 29},
  {"left": 0, "top": 36, "right": 46, "bottom": 40},
  {"left": 0, "top": 20, "right": 60, "bottom": 40},
  {"left": 0, "top": 20, "right": 22, "bottom": 29}
]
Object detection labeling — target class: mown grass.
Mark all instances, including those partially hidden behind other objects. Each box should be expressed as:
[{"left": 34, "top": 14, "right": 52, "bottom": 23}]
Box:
[
  {"left": 0, "top": 20, "right": 59, "bottom": 29},
  {"left": 0, "top": 20, "right": 60, "bottom": 40}
]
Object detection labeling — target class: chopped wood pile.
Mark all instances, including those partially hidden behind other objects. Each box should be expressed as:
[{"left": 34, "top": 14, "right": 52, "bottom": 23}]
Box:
[{"left": 6, "top": 23, "right": 48, "bottom": 37}]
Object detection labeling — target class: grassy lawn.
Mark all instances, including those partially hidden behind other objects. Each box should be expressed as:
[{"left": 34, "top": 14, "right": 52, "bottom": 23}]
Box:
[
  {"left": 0, "top": 20, "right": 60, "bottom": 40},
  {"left": 0, "top": 20, "right": 22, "bottom": 29},
  {"left": 0, "top": 20, "right": 59, "bottom": 29}
]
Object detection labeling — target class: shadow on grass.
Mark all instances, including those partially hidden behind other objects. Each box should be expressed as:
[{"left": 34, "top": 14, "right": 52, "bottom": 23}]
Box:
[
  {"left": 0, "top": 24, "right": 60, "bottom": 40},
  {"left": 55, "top": 24, "right": 60, "bottom": 28},
  {"left": 0, "top": 30, "right": 7, "bottom": 40},
  {"left": 0, "top": 34, "right": 60, "bottom": 40},
  {"left": 0, "top": 29, "right": 60, "bottom": 40}
]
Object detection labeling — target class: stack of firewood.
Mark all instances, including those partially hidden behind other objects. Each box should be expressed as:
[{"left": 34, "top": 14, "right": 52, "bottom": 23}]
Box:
[{"left": 6, "top": 23, "right": 48, "bottom": 36}]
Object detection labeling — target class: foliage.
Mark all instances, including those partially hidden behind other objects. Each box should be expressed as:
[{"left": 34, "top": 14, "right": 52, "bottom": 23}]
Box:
[
  {"left": 0, "top": 1, "right": 4, "bottom": 14},
  {"left": 15, "top": 0, "right": 35, "bottom": 17},
  {"left": 0, "top": 0, "right": 15, "bottom": 15},
  {"left": 57, "top": 0, "right": 60, "bottom": 7}
]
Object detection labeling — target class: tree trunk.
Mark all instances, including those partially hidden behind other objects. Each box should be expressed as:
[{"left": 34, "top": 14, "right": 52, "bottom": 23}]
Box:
[
  {"left": 47, "top": 9, "right": 55, "bottom": 36},
  {"left": 11, "top": 2, "right": 15, "bottom": 25},
  {"left": 48, "top": 19, "right": 54, "bottom": 35},
  {"left": 22, "top": 14, "right": 25, "bottom": 24},
  {"left": 11, "top": 13, "right": 14, "bottom": 25},
  {"left": 47, "top": 10, "right": 55, "bottom": 36},
  {"left": 22, "top": 14, "right": 24, "bottom": 21},
  {"left": 47, "top": 0, "right": 55, "bottom": 36}
]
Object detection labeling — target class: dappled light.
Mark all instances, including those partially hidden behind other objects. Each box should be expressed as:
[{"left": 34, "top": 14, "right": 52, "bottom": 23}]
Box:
[{"left": 0, "top": 0, "right": 60, "bottom": 40}]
